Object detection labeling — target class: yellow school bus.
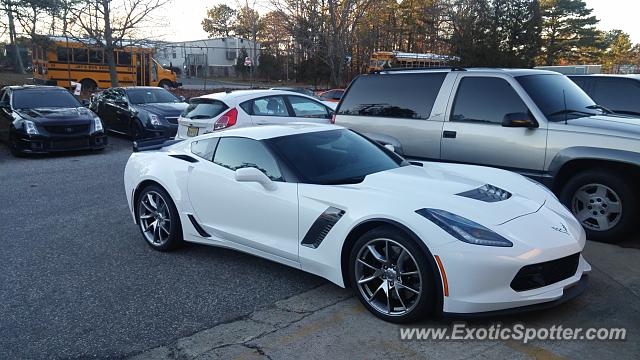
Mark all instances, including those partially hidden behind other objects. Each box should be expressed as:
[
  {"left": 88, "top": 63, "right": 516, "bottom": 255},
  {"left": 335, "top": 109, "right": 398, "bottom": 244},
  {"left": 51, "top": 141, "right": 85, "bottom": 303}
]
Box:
[
  {"left": 367, "top": 51, "right": 459, "bottom": 72},
  {"left": 32, "top": 36, "right": 179, "bottom": 91}
]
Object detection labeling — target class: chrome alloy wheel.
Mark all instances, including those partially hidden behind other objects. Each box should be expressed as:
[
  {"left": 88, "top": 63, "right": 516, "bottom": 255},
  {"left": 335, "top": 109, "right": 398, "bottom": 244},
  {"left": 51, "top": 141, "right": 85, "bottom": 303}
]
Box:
[
  {"left": 138, "top": 191, "right": 172, "bottom": 246},
  {"left": 355, "top": 238, "right": 422, "bottom": 317},
  {"left": 571, "top": 183, "right": 622, "bottom": 232}
]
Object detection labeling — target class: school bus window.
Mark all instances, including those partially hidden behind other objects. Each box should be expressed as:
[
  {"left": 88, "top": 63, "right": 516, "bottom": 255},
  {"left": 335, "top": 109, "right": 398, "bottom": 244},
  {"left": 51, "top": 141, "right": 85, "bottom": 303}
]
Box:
[
  {"left": 57, "top": 47, "right": 70, "bottom": 62},
  {"left": 73, "top": 48, "right": 88, "bottom": 63},
  {"left": 117, "top": 51, "right": 132, "bottom": 66},
  {"left": 89, "top": 49, "right": 103, "bottom": 64}
]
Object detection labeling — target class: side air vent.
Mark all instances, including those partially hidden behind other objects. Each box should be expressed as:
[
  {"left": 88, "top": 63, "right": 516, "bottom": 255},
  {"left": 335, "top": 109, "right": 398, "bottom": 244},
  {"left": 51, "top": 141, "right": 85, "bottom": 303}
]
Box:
[
  {"left": 457, "top": 184, "right": 511, "bottom": 202},
  {"left": 188, "top": 214, "right": 211, "bottom": 237},
  {"left": 170, "top": 154, "right": 199, "bottom": 163},
  {"left": 301, "top": 207, "right": 345, "bottom": 249}
]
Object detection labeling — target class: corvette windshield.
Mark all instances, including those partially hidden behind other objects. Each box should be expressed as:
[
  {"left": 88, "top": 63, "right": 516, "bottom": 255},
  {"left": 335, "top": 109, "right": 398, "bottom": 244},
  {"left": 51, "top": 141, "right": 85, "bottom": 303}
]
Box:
[{"left": 267, "top": 129, "right": 401, "bottom": 185}]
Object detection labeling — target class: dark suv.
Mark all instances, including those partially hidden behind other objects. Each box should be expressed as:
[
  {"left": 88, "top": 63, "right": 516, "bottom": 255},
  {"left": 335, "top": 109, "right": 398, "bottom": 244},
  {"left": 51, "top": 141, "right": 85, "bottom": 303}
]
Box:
[
  {"left": 568, "top": 75, "right": 640, "bottom": 116},
  {"left": 0, "top": 85, "right": 107, "bottom": 156}
]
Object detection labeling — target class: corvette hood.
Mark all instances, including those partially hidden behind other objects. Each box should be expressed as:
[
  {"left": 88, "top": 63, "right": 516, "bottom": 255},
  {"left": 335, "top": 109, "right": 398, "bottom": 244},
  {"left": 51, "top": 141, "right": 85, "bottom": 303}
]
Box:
[{"left": 353, "top": 163, "right": 549, "bottom": 226}]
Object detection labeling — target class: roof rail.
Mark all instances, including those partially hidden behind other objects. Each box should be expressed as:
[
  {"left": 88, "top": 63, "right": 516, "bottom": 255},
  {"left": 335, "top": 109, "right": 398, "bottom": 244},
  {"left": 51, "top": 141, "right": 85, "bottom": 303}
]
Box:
[{"left": 369, "top": 66, "right": 466, "bottom": 74}]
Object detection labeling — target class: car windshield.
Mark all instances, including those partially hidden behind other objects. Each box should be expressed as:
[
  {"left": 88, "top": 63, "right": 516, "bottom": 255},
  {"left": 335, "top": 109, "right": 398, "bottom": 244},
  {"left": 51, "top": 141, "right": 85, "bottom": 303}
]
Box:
[
  {"left": 12, "top": 89, "right": 81, "bottom": 109},
  {"left": 182, "top": 98, "right": 228, "bottom": 119},
  {"left": 267, "top": 129, "right": 402, "bottom": 185},
  {"left": 126, "top": 88, "right": 179, "bottom": 104},
  {"left": 516, "top": 74, "right": 603, "bottom": 121}
]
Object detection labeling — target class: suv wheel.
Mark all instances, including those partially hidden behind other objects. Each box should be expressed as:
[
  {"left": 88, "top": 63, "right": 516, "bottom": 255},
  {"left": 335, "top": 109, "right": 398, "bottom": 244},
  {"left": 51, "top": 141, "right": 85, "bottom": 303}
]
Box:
[{"left": 560, "top": 169, "right": 637, "bottom": 243}]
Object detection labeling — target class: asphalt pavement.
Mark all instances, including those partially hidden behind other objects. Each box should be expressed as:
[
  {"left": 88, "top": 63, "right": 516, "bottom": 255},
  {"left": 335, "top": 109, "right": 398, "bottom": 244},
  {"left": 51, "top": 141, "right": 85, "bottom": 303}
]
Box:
[{"left": 0, "top": 136, "right": 323, "bottom": 358}]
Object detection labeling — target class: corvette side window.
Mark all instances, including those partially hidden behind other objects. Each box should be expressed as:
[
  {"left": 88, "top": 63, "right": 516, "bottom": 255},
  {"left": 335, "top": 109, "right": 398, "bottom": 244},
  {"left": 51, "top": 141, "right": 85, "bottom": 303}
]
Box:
[
  {"left": 191, "top": 138, "right": 219, "bottom": 161},
  {"left": 213, "top": 137, "right": 283, "bottom": 181}
]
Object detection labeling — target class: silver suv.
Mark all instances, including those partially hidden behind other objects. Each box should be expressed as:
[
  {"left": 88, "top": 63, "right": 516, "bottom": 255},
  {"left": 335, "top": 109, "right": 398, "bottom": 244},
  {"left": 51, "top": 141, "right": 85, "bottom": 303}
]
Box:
[{"left": 335, "top": 68, "right": 640, "bottom": 242}]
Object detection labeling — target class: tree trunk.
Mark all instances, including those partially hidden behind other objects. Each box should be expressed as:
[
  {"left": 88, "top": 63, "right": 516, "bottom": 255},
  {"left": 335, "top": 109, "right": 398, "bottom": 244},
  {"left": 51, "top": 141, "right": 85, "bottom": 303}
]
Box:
[
  {"left": 6, "top": 1, "right": 25, "bottom": 74},
  {"left": 102, "top": 0, "right": 119, "bottom": 86}
]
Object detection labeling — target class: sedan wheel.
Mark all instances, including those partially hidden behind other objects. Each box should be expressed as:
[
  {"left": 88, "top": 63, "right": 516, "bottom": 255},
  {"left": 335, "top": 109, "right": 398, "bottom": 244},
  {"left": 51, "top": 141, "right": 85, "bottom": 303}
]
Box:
[
  {"left": 349, "top": 226, "right": 436, "bottom": 323},
  {"left": 137, "top": 186, "right": 182, "bottom": 251}
]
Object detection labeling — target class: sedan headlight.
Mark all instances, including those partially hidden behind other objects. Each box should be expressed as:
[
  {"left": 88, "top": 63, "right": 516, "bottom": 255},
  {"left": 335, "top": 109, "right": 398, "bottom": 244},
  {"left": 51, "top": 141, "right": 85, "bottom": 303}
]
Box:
[
  {"left": 24, "top": 120, "right": 39, "bottom": 135},
  {"left": 93, "top": 117, "right": 103, "bottom": 132},
  {"left": 416, "top": 208, "right": 513, "bottom": 247},
  {"left": 149, "top": 113, "right": 162, "bottom": 126}
]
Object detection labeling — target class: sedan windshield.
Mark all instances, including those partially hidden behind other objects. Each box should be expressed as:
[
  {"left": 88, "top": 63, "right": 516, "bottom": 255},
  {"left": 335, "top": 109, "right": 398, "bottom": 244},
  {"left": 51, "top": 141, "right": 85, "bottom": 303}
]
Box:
[
  {"left": 127, "top": 88, "right": 179, "bottom": 104},
  {"left": 12, "top": 90, "right": 81, "bottom": 109},
  {"left": 516, "top": 74, "right": 604, "bottom": 121},
  {"left": 267, "top": 129, "right": 402, "bottom": 185}
]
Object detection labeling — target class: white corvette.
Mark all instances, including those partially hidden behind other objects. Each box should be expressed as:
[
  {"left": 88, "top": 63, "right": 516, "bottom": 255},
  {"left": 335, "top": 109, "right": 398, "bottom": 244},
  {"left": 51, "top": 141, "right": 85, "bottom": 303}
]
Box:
[{"left": 124, "top": 123, "right": 591, "bottom": 322}]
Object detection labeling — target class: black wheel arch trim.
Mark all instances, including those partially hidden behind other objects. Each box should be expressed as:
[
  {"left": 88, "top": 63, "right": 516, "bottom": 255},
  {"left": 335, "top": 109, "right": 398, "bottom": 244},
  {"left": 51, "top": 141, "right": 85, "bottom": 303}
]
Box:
[
  {"left": 341, "top": 217, "right": 445, "bottom": 316},
  {"left": 547, "top": 146, "right": 640, "bottom": 187}
]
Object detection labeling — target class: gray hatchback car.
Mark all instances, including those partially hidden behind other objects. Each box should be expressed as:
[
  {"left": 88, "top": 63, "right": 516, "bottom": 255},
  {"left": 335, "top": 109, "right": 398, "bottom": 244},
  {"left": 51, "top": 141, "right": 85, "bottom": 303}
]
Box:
[{"left": 335, "top": 68, "right": 640, "bottom": 242}]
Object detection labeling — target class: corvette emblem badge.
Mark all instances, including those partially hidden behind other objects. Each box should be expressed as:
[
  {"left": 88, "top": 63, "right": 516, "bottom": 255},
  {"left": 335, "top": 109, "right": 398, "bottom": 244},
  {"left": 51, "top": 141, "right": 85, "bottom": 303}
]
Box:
[{"left": 552, "top": 223, "right": 569, "bottom": 235}]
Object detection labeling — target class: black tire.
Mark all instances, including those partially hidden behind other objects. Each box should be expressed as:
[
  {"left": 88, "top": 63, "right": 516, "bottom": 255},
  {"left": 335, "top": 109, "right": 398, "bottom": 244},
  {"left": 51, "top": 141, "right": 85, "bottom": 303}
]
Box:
[
  {"left": 158, "top": 80, "right": 173, "bottom": 89},
  {"left": 9, "top": 134, "right": 24, "bottom": 157},
  {"left": 348, "top": 225, "right": 437, "bottom": 323},
  {"left": 80, "top": 78, "right": 97, "bottom": 93},
  {"left": 559, "top": 169, "right": 637, "bottom": 243},
  {"left": 136, "top": 185, "right": 183, "bottom": 251}
]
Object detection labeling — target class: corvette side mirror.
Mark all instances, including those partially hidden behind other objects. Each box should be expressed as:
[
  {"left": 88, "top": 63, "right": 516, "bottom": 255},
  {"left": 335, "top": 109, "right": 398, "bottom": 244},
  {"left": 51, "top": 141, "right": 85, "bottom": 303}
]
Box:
[{"left": 235, "top": 167, "right": 277, "bottom": 191}]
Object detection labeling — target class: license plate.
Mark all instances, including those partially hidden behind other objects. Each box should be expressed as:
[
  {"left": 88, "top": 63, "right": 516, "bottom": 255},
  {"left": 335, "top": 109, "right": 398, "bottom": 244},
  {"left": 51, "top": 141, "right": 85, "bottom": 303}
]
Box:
[{"left": 187, "top": 127, "right": 199, "bottom": 137}]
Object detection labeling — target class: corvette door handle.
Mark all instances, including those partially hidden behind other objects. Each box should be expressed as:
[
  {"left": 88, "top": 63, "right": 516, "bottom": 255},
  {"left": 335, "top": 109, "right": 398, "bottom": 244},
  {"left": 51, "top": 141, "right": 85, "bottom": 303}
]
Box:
[{"left": 443, "top": 130, "right": 457, "bottom": 139}]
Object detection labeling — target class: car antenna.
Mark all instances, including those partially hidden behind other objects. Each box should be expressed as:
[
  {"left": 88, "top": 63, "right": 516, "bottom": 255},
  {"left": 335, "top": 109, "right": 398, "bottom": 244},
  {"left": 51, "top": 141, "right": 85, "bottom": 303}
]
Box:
[{"left": 562, "top": 89, "right": 568, "bottom": 125}]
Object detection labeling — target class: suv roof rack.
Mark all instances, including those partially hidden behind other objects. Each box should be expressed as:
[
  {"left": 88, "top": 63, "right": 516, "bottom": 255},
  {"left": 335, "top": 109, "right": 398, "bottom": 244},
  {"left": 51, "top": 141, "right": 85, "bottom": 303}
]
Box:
[{"left": 369, "top": 66, "right": 466, "bottom": 74}]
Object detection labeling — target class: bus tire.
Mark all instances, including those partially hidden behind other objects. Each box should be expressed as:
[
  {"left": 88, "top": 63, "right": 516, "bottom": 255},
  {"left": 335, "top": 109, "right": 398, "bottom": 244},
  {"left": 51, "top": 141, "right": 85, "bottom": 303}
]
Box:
[
  {"left": 158, "top": 80, "right": 173, "bottom": 89},
  {"left": 80, "top": 78, "right": 97, "bottom": 93}
]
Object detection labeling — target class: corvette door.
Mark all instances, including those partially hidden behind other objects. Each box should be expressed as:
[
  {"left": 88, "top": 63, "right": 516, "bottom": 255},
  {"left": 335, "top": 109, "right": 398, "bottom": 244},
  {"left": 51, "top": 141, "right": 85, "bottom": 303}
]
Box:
[{"left": 187, "top": 137, "right": 299, "bottom": 263}]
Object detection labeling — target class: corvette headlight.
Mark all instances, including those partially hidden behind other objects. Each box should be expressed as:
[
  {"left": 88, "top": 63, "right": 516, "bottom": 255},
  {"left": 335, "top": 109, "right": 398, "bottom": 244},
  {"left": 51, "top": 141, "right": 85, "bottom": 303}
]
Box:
[
  {"left": 24, "top": 120, "right": 39, "bottom": 135},
  {"left": 93, "top": 117, "right": 103, "bottom": 132},
  {"left": 416, "top": 208, "right": 513, "bottom": 247},
  {"left": 149, "top": 113, "right": 162, "bottom": 126}
]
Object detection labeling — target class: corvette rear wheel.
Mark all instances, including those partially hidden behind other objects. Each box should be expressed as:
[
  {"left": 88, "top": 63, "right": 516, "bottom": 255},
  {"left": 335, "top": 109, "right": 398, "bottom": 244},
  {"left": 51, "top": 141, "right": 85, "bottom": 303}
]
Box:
[
  {"left": 137, "top": 185, "right": 182, "bottom": 251},
  {"left": 349, "top": 226, "right": 436, "bottom": 323}
]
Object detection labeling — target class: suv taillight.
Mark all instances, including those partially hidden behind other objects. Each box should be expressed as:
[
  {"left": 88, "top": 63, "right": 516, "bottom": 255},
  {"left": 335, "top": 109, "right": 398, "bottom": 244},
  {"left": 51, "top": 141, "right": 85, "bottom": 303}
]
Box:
[
  {"left": 214, "top": 108, "right": 238, "bottom": 130},
  {"left": 330, "top": 112, "right": 336, "bottom": 124}
]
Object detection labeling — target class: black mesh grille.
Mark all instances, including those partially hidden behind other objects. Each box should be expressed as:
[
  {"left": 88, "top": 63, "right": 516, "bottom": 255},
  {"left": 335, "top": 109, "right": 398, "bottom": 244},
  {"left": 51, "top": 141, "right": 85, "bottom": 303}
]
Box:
[
  {"left": 45, "top": 124, "right": 90, "bottom": 134},
  {"left": 166, "top": 117, "right": 179, "bottom": 124},
  {"left": 511, "top": 253, "right": 580, "bottom": 292}
]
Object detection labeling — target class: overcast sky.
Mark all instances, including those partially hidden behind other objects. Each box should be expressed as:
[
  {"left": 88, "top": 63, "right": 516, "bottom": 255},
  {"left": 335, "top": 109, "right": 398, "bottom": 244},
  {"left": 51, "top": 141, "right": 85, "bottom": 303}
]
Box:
[{"left": 162, "top": 0, "right": 640, "bottom": 44}]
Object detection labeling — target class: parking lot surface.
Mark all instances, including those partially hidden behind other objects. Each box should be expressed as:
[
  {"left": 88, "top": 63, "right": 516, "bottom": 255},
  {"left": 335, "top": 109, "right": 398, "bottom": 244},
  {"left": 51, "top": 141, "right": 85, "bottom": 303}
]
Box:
[
  {"left": 0, "top": 137, "right": 323, "bottom": 358},
  {"left": 0, "top": 136, "right": 638, "bottom": 359}
]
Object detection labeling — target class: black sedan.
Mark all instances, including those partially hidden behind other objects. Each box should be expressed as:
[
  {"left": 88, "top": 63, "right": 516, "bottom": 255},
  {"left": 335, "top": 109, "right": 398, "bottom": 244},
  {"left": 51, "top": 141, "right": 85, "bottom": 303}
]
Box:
[
  {"left": 0, "top": 85, "right": 107, "bottom": 156},
  {"left": 90, "top": 87, "right": 188, "bottom": 140}
]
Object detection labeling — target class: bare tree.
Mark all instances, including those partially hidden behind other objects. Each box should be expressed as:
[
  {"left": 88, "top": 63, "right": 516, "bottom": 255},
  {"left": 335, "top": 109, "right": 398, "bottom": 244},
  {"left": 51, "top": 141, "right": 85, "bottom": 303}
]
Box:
[
  {"left": 68, "top": 0, "right": 170, "bottom": 86},
  {"left": 1, "top": 0, "right": 25, "bottom": 73}
]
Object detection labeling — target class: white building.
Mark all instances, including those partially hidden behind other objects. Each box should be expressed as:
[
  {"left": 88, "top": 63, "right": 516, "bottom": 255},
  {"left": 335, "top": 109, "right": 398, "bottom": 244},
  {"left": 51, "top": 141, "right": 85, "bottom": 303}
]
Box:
[{"left": 155, "top": 37, "right": 260, "bottom": 77}]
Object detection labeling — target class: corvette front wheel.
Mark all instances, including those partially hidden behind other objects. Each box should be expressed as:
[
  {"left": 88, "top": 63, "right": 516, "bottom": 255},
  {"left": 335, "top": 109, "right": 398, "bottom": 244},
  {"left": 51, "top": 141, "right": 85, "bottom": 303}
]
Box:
[
  {"left": 349, "top": 226, "right": 436, "bottom": 323},
  {"left": 137, "top": 185, "right": 183, "bottom": 251}
]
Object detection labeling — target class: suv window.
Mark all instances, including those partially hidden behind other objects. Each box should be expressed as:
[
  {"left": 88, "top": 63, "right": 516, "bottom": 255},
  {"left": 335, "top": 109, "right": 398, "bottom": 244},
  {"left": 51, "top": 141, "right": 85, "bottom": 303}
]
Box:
[
  {"left": 338, "top": 73, "right": 446, "bottom": 120},
  {"left": 191, "top": 138, "right": 219, "bottom": 161},
  {"left": 213, "top": 137, "right": 283, "bottom": 181},
  {"left": 249, "top": 96, "right": 289, "bottom": 117},
  {"left": 288, "top": 96, "right": 330, "bottom": 118},
  {"left": 591, "top": 78, "right": 640, "bottom": 115},
  {"left": 451, "top": 77, "right": 528, "bottom": 124}
]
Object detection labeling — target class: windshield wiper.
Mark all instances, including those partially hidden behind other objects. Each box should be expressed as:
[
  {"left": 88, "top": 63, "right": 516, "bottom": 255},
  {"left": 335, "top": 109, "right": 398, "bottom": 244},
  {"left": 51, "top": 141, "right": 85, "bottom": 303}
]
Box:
[
  {"left": 547, "top": 109, "right": 596, "bottom": 118},
  {"left": 586, "top": 104, "right": 612, "bottom": 114}
]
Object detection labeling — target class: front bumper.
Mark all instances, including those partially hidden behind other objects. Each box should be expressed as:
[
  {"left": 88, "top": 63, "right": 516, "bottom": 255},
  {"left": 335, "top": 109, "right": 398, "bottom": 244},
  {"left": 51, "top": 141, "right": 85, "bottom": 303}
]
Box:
[
  {"left": 14, "top": 132, "right": 108, "bottom": 153},
  {"left": 144, "top": 124, "right": 178, "bottom": 139},
  {"left": 431, "top": 206, "right": 590, "bottom": 315}
]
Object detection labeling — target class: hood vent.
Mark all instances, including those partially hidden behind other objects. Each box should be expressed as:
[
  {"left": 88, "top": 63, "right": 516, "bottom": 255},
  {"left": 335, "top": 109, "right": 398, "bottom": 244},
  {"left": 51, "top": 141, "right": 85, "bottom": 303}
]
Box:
[{"left": 457, "top": 184, "right": 511, "bottom": 203}]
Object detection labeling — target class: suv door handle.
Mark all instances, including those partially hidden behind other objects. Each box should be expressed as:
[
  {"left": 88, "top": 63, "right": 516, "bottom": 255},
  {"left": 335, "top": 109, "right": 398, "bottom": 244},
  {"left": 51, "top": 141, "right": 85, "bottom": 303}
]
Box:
[{"left": 443, "top": 130, "right": 457, "bottom": 138}]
